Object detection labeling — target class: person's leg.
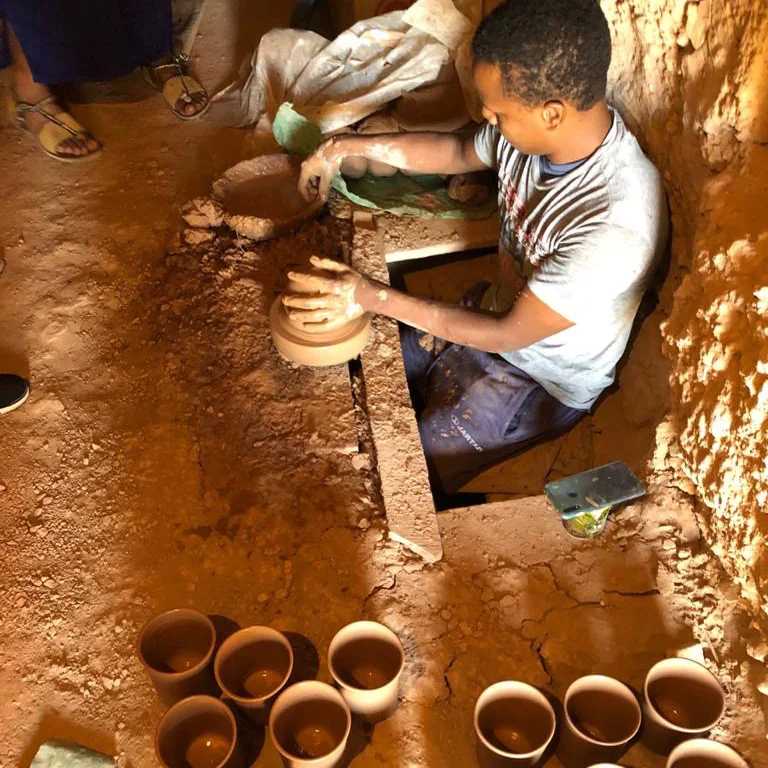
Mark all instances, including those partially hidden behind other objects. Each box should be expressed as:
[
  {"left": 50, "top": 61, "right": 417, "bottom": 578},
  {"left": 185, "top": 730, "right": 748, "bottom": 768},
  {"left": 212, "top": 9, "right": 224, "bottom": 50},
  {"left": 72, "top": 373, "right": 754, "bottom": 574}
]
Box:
[
  {"left": 143, "top": 51, "right": 209, "bottom": 118},
  {"left": 399, "top": 324, "right": 449, "bottom": 415},
  {"left": 7, "top": 23, "right": 100, "bottom": 158},
  {"left": 418, "top": 344, "right": 585, "bottom": 496},
  {"left": 399, "top": 280, "right": 492, "bottom": 415}
]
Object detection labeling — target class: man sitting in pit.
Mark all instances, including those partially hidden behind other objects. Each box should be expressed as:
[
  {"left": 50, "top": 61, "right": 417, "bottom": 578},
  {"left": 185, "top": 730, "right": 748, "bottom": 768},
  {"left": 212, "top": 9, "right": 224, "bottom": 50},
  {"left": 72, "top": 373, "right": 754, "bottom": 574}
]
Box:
[{"left": 285, "top": 0, "right": 668, "bottom": 507}]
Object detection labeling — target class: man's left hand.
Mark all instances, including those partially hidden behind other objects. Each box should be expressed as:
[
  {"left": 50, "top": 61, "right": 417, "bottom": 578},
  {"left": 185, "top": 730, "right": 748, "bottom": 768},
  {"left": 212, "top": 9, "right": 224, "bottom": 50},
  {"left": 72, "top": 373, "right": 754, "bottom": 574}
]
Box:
[{"left": 283, "top": 256, "right": 371, "bottom": 333}]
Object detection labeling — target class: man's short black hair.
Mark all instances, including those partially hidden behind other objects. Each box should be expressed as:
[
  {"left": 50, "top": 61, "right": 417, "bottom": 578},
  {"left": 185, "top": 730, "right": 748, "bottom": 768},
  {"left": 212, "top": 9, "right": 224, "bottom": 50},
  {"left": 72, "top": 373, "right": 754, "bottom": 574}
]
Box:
[{"left": 472, "top": 0, "right": 612, "bottom": 111}]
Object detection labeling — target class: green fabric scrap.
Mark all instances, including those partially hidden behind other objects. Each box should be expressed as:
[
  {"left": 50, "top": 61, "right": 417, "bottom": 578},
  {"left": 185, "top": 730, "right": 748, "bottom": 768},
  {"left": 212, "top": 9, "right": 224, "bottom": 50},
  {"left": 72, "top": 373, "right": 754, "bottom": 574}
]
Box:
[
  {"left": 272, "top": 103, "right": 497, "bottom": 220},
  {"left": 31, "top": 741, "right": 114, "bottom": 768}
]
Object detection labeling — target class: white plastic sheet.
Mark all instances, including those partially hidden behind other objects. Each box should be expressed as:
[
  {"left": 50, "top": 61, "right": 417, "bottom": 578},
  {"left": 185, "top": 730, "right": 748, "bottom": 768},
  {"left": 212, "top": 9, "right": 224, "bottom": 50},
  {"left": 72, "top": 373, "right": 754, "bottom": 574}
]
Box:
[{"left": 212, "top": 0, "right": 483, "bottom": 133}]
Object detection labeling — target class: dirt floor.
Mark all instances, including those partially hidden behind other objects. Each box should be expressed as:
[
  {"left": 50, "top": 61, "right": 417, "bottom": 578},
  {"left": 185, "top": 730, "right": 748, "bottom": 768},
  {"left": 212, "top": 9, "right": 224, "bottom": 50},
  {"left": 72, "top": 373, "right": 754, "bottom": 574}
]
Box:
[{"left": 1, "top": 3, "right": 766, "bottom": 767}]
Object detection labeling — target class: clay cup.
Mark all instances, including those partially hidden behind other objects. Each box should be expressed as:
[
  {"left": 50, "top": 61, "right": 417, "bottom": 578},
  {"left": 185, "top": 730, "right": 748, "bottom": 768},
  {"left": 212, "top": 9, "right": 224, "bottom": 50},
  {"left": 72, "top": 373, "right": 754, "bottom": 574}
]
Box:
[
  {"left": 642, "top": 657, "right": 725, "bottom": 754},
  {"left": 328, "top": 620, "right": 404, "bottom": 722},
  {"left": 474, "top": 681, "right": 556, "bottom": 767},
  {"left": 138, "top": 608, "right": 217, "bottom": 706},
  {"left": 666, "top": 738, "right": 750, "bottom": 768},
  {"left": 557, "top": 675, "right": 641, "bottom": 768},
  {"left": 214, "top": 625, "right": 294, "bottom": 723},
  {"left": 269, "top": 681, "right": 352, "bottom": 768},
  {"left": 156, "top": 695, "right": 243, "bottom": 768}
]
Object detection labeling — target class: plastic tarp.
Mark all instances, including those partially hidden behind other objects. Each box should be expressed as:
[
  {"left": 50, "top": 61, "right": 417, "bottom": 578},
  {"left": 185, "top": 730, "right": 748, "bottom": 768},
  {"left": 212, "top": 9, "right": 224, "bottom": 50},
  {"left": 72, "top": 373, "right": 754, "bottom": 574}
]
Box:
[{"left": 212, "top": 0, "right": 483, "bottom": 133}]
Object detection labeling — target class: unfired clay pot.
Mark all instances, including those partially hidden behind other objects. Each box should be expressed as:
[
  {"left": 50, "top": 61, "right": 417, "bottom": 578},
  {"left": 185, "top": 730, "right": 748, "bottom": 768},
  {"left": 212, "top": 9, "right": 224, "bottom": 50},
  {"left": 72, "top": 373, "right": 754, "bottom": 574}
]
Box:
[
  {"left": 269, "top": 681, "right": 352, "bottom": 768},
  {"left": 137, "top": 608, "right": 217, "bottom": 706},
  {"left": 214, "top": 626, "right": 294, "bottom": 724},
  {"left": 156, "top": 695, "right": 243, "bottom": 768},
  {"left": 356, "top": 114, "right": 401, "bottom": 177},
  {"left": 393, "top": 79, "right": 471, "bottom": 133},
  {"left": 212, "top": 155, "right": 322, "bottom": 241},
  {"left": 665, "top": 738, "right": 750, "bottom": 768},
  {"left": 474, "top": 681, "right": 556, "bottom": 767},
  {"left": 557, "top": 675, "right": 641, "bottom": 768},
  {"left": 642, "top": 657, "right": 725, "bottom": 755},
  {"left": 328, "top": 620, "right": 404, "bottom": 722},
  {"left": 270, "top": 297, "right": 371, "bottom": 367}
]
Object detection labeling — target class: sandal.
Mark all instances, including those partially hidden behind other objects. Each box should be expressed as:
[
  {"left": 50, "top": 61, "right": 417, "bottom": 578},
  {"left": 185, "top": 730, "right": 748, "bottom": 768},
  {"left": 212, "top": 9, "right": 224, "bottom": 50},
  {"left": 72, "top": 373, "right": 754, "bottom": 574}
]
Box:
[
  {"left": 5, "top": 92, "right": 101, "bottom": 163},
  {"left": 143, "top": 53, "right": 210, "bottom": 121}
]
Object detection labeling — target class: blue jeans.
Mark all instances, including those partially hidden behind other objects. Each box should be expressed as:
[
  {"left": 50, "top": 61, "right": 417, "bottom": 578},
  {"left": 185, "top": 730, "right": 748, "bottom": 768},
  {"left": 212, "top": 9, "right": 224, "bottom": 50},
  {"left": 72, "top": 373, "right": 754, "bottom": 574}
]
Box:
[{"left": 400, "top": 283, "right": 586, "bottom": 496}]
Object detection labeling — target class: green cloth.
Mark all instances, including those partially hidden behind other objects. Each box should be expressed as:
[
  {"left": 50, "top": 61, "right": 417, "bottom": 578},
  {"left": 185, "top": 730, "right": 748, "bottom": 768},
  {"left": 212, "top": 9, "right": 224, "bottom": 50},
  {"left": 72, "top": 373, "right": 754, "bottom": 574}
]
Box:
[
  {"left": 31, "top": 741, "right": 113, "bottom": 768},
  {"left": 272, "top": 103, "right": 497, "bottom": 220}
]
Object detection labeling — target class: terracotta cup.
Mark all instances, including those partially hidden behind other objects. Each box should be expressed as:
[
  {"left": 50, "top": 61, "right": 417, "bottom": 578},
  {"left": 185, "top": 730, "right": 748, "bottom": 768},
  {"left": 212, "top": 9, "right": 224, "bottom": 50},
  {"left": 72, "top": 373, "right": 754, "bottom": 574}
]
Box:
[
  {"left": 474, "top": 681, "right": 557, "bottom": 767},
  {"left": 328, "top": 620, "right": 404, "bottom": 722},
  {"left": 557, "top": 675, "right": 642, "bottom": 768},
  {"left": 666, "top": 738, "right": 750, "bottom": 768},
  {"left": 269, "top": 681, "right": 352, "bottom": 768},
  {"left": 214, "top": 626, "right": 294, "bottom": 724},
  {"left": 138, "top": 608, "right": 217, "bottom": 706},
  {"left": 156, "top": 695, "right": 243, "bottom": 768},
  {"left": 642, "top": 657, "right": 725, "bottom": 755}
]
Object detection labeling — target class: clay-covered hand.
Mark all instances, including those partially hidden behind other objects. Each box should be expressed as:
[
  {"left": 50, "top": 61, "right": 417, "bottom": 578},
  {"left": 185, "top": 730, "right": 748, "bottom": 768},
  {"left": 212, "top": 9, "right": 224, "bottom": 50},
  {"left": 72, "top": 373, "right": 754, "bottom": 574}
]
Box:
[
  {"left": 298, "top": 139, "right": 345, "bottom": 203},
  {"left": 283, "top": 256, "right": 372, "bottom": 333}
]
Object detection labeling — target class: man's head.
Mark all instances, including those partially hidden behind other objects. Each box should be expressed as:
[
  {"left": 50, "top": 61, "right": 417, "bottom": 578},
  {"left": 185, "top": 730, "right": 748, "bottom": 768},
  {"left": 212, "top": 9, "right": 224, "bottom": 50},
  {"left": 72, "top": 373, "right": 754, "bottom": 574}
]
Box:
[{"left": 472, "top": 0, "right": 612, "bottom": 155}]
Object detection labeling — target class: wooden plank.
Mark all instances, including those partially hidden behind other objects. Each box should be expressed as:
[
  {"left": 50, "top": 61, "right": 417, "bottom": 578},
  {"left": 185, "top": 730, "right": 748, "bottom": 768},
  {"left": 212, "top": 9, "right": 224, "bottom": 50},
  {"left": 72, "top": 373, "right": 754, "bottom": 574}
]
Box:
[
  {"left": 382, "top": 214, "right": 499, "bottom": 263},
  {"left": 351, "top": 215, "right": 444, "bottom": 563}
]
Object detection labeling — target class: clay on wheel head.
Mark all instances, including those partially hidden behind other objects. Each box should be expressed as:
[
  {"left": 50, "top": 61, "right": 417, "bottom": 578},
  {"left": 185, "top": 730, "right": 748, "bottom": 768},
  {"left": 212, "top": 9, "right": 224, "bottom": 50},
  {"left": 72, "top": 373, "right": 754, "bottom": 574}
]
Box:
[{"left": 269, "top": 298, "right": 372, "bottom": 367}]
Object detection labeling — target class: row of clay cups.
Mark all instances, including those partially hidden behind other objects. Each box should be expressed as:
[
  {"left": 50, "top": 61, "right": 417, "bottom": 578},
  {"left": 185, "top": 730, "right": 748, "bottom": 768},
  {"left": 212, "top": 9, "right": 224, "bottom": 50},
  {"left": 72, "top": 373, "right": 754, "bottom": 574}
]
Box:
[
  {"left": 137, "top": 609, "right": 404, "bottom": 768},
  {"left": 474, "top": 657, "right": 746, "bottom": 768}
]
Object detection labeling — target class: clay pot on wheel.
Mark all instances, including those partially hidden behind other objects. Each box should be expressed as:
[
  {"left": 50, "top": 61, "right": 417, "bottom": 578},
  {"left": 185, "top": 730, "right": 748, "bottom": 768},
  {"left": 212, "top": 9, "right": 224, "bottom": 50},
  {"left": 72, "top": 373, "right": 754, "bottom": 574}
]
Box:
[
  {"left": 212, "top": 154, "right": 323, "bottom": 242},
  {"left": 270, "top": 297, "right": 371, "bottom": 368}
]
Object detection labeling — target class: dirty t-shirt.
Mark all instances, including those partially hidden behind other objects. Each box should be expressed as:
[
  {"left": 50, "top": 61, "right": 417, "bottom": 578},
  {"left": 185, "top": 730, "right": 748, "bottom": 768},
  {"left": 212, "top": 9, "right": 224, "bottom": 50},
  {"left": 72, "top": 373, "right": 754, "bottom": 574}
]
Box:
[{"left": 474, "top": 109, "right": 668, "bottom": 410}]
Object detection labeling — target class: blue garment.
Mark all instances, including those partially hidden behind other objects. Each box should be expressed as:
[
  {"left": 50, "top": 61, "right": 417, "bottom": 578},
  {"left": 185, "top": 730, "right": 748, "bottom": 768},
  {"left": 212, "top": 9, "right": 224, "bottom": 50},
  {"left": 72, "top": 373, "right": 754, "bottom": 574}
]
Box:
[
  {"left": 538, "top": 154, "right": 588, "bottom": 178},
  {"left": 400, "top": 283, "right": 585, "bottom": 496},
  {"left": 0, "top": 1, "right": 172, "bottom": 84}
]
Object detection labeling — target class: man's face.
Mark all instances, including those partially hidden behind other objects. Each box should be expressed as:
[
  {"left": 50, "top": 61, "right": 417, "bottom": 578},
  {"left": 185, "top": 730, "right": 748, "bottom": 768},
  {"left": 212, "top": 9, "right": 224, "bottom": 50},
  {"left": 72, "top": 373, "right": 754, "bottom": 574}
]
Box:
[{"left": 473, "top": 61, "right": 556, "bottom": 156}]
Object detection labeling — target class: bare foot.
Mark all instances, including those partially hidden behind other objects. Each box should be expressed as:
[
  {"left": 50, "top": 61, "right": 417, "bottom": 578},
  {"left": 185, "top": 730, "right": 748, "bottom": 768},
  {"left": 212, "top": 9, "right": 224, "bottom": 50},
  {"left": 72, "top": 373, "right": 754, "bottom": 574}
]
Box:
[
  {"left": 149, "top": 54, "right": 209, "bottom": 118},
  {"left": 13, "top": 79, "right": 100, "bottom": 158}
]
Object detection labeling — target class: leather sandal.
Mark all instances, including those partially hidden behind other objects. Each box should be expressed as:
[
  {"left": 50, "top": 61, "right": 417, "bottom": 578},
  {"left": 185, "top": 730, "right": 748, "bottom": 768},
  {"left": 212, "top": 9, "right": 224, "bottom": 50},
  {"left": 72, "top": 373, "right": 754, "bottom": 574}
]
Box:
[
  {"left": 143, "top": 53, "right": 210, "bottom": 121},
  {"left": 5, "top": 92, "right": 101, "bottom": 163}
]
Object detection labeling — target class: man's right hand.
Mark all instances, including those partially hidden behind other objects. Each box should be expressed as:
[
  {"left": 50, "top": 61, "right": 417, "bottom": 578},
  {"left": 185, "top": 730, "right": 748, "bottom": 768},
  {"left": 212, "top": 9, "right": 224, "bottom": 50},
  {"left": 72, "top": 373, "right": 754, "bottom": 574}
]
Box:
[{"left": 298, "top": 138, "right": 345, "bottom": 203}]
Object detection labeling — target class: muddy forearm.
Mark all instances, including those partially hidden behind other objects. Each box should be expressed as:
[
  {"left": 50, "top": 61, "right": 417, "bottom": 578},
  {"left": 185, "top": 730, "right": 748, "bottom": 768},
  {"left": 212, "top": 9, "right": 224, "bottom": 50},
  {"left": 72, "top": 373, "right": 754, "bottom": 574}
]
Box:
[
  {"left": 328, "top": 132, "right": 483, "bottom": 176},
  {"left": 359, "top": 281, "right": 516, "bottom": 353}
]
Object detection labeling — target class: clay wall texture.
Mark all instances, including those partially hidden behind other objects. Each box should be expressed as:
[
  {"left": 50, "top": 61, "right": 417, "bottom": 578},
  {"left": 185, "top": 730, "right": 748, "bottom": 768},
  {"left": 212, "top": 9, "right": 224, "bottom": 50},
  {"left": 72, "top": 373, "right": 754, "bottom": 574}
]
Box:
[{"left": 601, "top": 0, "right": 768, "bottom": 643}]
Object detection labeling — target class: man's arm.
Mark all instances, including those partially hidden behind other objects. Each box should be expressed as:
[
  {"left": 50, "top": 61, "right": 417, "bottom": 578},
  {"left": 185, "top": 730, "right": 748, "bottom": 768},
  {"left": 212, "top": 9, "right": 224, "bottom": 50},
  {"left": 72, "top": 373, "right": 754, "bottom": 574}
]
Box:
[
  {"left": 359, "top": 281, "right": 572, "bottom": 352},
  {"left": 283, "top": 258, "right": 574, "bottom": 353},
  {"left": 299, "top": 131, "right": 489, "bottom": 201}
]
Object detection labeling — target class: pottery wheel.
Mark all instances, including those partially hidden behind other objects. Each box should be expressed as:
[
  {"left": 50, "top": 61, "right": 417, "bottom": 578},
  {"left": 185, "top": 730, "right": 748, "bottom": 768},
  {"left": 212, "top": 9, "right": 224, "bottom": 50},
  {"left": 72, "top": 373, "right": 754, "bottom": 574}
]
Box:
[
  {"left": 212, "top": 154, "right": 322, "bottom": 242},
  {"left": 269, "top": 298, "right": 372, "bottom": 367}
]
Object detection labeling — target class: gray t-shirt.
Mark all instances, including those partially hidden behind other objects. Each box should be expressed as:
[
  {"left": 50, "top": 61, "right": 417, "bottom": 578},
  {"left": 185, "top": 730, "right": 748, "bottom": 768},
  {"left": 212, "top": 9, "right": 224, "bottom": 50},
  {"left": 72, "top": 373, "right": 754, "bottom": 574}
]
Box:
[{"left": 474, "top": 109, "right": 668, "bottom": 410}]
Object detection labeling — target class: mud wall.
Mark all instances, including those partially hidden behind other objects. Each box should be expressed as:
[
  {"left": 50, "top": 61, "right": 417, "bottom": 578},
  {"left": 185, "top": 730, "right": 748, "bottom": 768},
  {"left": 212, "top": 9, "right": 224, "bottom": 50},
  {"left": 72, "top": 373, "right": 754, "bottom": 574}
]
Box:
[{"left": 601, "top": 0, "right": 768, "bottom": 656}]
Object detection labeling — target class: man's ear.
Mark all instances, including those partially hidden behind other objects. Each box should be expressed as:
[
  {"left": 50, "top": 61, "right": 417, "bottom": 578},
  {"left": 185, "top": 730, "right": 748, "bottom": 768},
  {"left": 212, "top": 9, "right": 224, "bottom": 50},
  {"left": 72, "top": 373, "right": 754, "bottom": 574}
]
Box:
[{"left": 541, "top": 101, "right": 565, "bottom": 130}]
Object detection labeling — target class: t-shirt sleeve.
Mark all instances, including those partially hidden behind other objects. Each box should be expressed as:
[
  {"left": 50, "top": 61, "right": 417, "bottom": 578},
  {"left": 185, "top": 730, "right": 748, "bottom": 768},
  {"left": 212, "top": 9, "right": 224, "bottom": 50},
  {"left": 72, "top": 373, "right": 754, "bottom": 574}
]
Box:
[
  {"left": 526, "top": 225, "right": 657, "bottom": 324},
  {"left": 473, "top": 122, "right": 499, "bottom": 169}
]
